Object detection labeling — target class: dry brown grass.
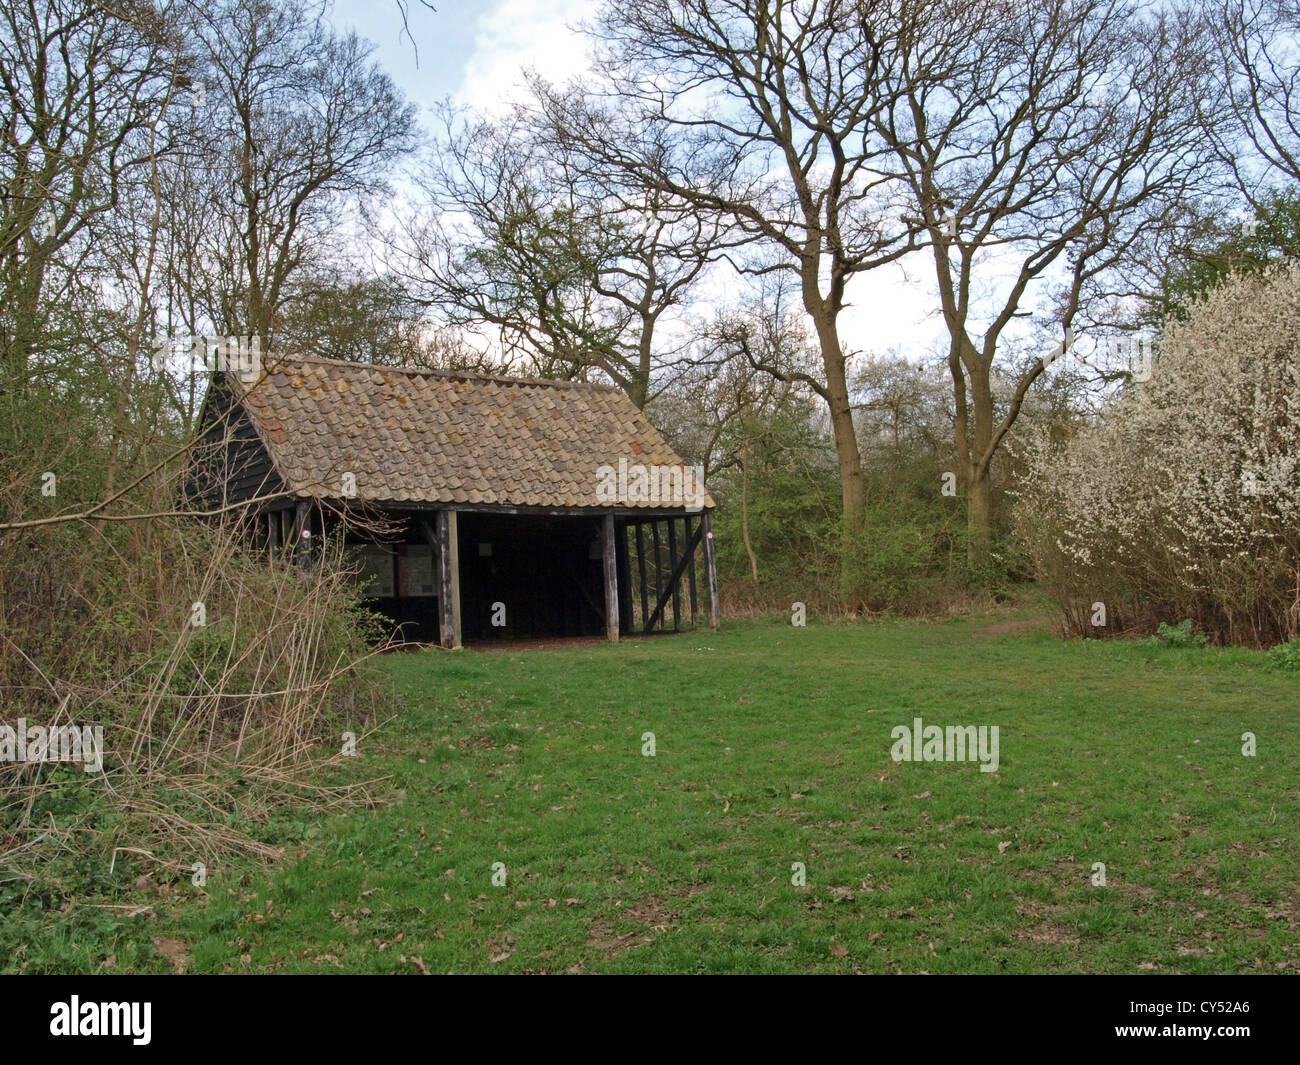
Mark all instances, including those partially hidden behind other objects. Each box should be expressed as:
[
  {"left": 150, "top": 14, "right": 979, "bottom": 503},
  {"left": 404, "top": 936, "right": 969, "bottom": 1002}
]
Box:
[{"left": 0, "top": 499, "right": 392, "bottom": 891}]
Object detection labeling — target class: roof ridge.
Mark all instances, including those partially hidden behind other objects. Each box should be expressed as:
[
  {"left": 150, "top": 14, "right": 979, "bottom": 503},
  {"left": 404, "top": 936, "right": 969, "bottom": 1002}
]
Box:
[{"left": 256, "top": 351, "right": 620, "bottom": 394}]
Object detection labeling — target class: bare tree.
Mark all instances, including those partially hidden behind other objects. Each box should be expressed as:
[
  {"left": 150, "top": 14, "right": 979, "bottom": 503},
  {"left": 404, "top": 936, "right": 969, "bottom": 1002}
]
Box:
[
  {"left": 873, "top": 0, "right": 1224, "bottom": 563},
  {"left": 689, "top": 289, "right": 822, "bottom": 581},
  {"left": 274, "top": 267, "right": 431, "bottom": 367},
  {"left": 555, "top": 0, "right": 921, "bottom": 534},
  {"left": 850, "top": 354, "right": 952, "bottom": 460},
  {"left": 181, "top": 0, "right": 417, "bottom": 343},
  {"left": 0, "top": 0, "right": 183, "bottom": 389},
  {"left": 1211, "top": 0, "right": 1300, "bottom": 198},
  {"left": 399, "top": 97, "right": 730, "bottom": 408}
]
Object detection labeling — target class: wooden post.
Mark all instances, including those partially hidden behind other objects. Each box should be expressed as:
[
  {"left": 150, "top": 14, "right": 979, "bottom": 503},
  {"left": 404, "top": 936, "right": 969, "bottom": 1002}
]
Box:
[
  {"left": 686, "top": 514, "right": 698, "bottom": 629},
  {"left": 293, "top": 499, "right": 311, "bottom": 570},
  {"left": 437, "top": 509, "right": 462, "bottom": 649},
  {"left": 667, "top": 517, "right": 681, "bottom": 631},
  {"left": 448, "top": 511, "right": 461, "bottom": 646},
  {"left": 643, "top": 520, "right": 703, "bottom": 632},
  {"left": 651, "top": 521, "right": 663, "bottom": 631},
  {"left": 616, "top": 520, "right": 633, "bottom": 636},
  {"left": 602, "top": 512, "right": 619, "bottom": 642},
  {"left": 420, "top": 516, "right": 441, "bottom": 646},
  {"left": 702, "top": 509, "right": 720, "bottom": 630},
  {"left": 636, "top": 521, "right": 649, "bottom": 632}
]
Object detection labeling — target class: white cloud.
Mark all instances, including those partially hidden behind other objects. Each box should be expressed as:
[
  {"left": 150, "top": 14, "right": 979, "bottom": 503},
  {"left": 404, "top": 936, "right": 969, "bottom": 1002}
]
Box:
[
  {"left": 840, "top": 263, "right": 946, "bottom": 365},
  {"left": 450, "top": 2, "right": 1043, "bottom": 369},
  {"left": 457, "top": 0, "right": 602, "bottom": 112}
]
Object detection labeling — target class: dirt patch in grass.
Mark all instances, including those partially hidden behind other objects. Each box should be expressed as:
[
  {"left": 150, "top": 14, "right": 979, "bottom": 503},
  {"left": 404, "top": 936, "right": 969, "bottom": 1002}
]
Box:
[
  {"left": 468, "top": 632, "right": 687, "bottom": 653},
  {"left": 1012, "top": 901, "right": 1081, "bottom": 946},
  {"left": 153, "top": 936, "right": 191, "bottom": 974},
  {"left": 973, "top": 617, "right": 1052, "bottom": 637},
  {"left": 587, "top": 896, "right": 682, "bottom": 959},
  {"left": 470, "top": 636, "right": 607, "bottom": 653}
]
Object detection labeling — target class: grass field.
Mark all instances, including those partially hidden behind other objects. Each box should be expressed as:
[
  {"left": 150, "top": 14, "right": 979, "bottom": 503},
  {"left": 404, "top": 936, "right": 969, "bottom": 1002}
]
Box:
[{"left": 9, "top": 611, "right": 1300, "bottom": 974}]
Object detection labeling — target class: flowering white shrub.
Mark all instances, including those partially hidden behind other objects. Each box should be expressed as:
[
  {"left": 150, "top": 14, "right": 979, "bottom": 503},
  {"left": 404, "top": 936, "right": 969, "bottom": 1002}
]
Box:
[{"left": 1014, "top": 262, "right": 1300, "bottom": 645}]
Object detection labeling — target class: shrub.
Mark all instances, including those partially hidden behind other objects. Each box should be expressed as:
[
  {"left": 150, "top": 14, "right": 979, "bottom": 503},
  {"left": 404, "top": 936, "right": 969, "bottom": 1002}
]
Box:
[
  {"left": 1014, "top": 262, "right": 1300, "bottom": 646},
  {"left": 1151, "top": 619, "right": 1207, "bottom": 648},
  {"left": 1266, "top": 637, "right": 1300, "bottom": 670},
  {"left": 0, "top": 508, "right": 387, "bottom": 905}
]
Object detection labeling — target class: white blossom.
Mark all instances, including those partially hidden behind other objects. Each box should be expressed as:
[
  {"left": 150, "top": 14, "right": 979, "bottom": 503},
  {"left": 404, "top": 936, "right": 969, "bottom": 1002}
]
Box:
[{"left": 1014, "top": 262, "right": 1300, "bottom": 644}]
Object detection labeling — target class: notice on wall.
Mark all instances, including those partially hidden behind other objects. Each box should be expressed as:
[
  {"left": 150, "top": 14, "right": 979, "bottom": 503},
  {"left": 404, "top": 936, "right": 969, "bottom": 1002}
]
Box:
[
  {"left": 358, "top": 545, "right": 395, "bottom": 598},
  {"left": 405, "top": 544, "right": 436, "bottom": 597}
]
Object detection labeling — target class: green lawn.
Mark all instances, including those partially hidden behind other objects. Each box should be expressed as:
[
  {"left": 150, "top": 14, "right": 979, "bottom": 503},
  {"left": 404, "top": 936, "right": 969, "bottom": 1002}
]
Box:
[{"left": 14, "top": 612, "right": 1300, "bottom": 973}]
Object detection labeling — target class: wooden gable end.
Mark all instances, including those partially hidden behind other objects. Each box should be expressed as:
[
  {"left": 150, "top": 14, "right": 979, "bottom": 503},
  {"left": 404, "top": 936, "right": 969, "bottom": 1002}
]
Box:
[{"left": 184, "top": 375, "right": 288, "bottom": 513}]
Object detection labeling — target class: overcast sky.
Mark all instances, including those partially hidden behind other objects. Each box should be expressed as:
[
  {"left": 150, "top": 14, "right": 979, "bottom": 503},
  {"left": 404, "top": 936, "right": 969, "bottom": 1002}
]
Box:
[
  {"left": 326, "top": 0, "right": 601, "bottom": 112},
  {"left": 324, "top": 0, "right": 958, "bottom": 367}
]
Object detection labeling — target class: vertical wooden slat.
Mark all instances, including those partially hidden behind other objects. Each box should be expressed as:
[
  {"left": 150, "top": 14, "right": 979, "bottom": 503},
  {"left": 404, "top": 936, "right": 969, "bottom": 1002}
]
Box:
[
  {"left": 616, "top": 519, "right": 633, "bottom": 636},
  {"left": 438, "top": 509, "right": 462, "bottom": 649},
  {"left": 636, "top": 521, "right": 649, "bottom": 632},
  {"left": 602, "top": 512, "right": 619, "bottom": 642},
  {"left": 703, "top": 509, "right": 720, "bottom": 630},
  {"left": 420, "top": 516, "right": 440, "bottom": 645},
  {"left": 437, "top": 509, "right": 452, "bottom": 646},
  {"left": 293, "top": 499, "right": 310, "bottom": 569},
  {"left": 667, "top": 517, "right": 681, "bottom": 631},
  {"left": 686, "top": 514, "right": 698, "bottom": 629},
  {"left": 448, "top": 509, "right": 461, "bottom": 647},
  {"left": 651, "top": 520, "right": 663, "bottom": 631}
]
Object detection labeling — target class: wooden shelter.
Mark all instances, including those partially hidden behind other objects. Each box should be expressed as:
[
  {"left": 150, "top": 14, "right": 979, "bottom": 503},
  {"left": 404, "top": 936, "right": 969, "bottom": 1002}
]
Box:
[{"left": 186, "top": 353, "right": 719, "bottom": 647}]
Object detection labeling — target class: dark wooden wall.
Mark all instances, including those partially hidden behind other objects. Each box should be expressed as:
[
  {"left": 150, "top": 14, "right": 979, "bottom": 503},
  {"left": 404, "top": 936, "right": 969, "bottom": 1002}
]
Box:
[
  {"left": 624, "top": 514, "right": 706, "bottom": 633},
  {"left": 231, "top": 493, "right": 718, "bottom": 645},
  {"left": 456, "top": 513, "right": 607, "bottom": 640},
  {"left": 184, "top": 376, "right": 286, "bottom": 513}
]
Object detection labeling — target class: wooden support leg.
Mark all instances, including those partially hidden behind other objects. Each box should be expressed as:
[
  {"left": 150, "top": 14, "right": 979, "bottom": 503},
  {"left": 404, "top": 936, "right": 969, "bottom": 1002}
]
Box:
[
  {"left": 438, "top": 509, "right": 462, "bottom": 649},
  {"left": 687, "top": 514, "right": 699, "bottom": 629},
  {"left": 667, "top": 517, "right": 681, "bottom": 631},
  {"left": 636, "top": 521, "right": 649, "bottom": 633},
  {"left": 293, "top": 499, "right": 311, "bottom": 570},
  {"left": 651, "top": 520, "right": 663, "bottom": 631},
  {"left": 703, "top": 509, "right": 720, "bottom": 630},
  {"left": 616, "top": 520, "right": 633, "bottom": 635},
  {"left": 602, "top": 512, "right": 619, "bottom": 642}
]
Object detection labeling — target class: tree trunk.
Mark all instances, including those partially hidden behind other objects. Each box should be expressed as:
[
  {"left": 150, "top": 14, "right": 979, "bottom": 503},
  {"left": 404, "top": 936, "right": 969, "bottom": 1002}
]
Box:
[
  {"left": 803, "top": 282, "right": 865, "bottom": 531},
  {"left": 826, "top": 366, "right": 865, "bottom": 534},
  {"left": 966, "top": 354, "right": 995, "bottom": 569},
  {"left": 966, "top": 463, "right": 993, "bottom": 570},
  {"left": 803, "top": 272, "right": 865, "bottom": 597},
  {"left": 741, "top": 456, "right": 758, "bottom": 581}
]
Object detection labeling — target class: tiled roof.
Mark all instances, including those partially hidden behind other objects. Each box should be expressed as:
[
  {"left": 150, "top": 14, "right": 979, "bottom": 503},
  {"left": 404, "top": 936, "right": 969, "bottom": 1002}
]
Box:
[{"left": 230, "top": 353, "right": 712, "bottom": 510}]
